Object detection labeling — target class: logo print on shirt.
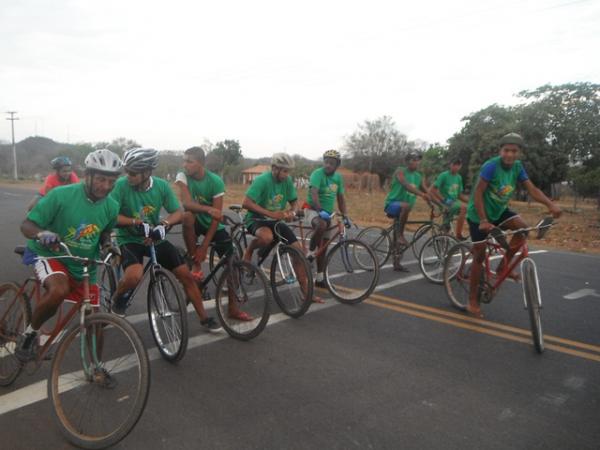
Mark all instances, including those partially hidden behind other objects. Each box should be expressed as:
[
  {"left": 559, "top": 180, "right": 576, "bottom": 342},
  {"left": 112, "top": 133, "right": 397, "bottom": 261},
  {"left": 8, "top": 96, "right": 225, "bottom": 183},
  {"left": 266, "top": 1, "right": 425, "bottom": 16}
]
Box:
[
  {"left": 140, "top": 205, "right": 156, "bottom": 219},
  {"left": 65, "top": 221, "right": 100, "bottom": 245}
]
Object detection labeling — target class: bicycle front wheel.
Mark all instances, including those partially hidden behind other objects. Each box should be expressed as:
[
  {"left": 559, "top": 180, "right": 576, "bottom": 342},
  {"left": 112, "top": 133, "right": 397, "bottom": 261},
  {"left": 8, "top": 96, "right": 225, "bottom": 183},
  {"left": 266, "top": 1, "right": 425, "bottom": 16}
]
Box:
[
  {"left": 147, "top": 269, "right": 189, "bottom": 362},
  {"left": 270, "top": 245, "right": 313, "bottom": 318},
  {"left": 97, "top": 264, "right": 117, "bottom": 313},
  {"left": 356, "top": 226, "right": 391, "bottom": 268},
  {"left": 410, "top": 223, "right": 441, "bottom": 260},
  {"left": 325, "top": 239, "right": 379, "bottom": 304},
  {"left": 48, "top": 313, "right": 150, "bottom": 449},
  {"left": 522, "top": 258, "right": 544, "bottom": 353},
  {"left": 208, "top": 240, "right": 243, "bottom": 289},
  {"left": 419, "top": 235, "right": 458, "bottom": 284},
  {"left": 443, "top": 242, "right": 474, "bottom": 311},
  {"left": 0, "top": 282, "right": 30, "bottom": 386},
  {"left": 215, "top": 260, "right": 271, "bottom": 340}
]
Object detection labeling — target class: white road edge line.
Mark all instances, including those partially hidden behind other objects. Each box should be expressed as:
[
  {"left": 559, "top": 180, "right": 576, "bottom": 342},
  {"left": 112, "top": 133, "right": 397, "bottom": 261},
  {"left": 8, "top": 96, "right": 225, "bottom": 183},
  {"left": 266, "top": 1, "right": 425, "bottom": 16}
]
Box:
[{"left": 0, "top": 300, "right": 337, "bottom": 416}]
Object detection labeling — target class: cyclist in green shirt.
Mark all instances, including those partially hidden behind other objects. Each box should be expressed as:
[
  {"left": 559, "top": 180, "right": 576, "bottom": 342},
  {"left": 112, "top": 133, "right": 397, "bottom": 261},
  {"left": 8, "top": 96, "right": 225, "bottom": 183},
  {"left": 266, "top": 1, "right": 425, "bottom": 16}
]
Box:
[
  {"left": 384, "top": 153, "right": 431, "bottom": 271},
  {"left": 242, "top": 153, "right": 301, "bottom": 261},
  {"left": 175, "top": 146, "right": 252, "bottom": 321},
  {"left": 466, "top": 133, "right": 562, "bottom": 318},
  {"left": 305, "top": 149, "right": 350, "bottom": 290},
  {"left": 110, "top": 148, "right": 220, "bottom": 331},
  {"left": 16, "top": 149, "right": 123, "bottom": 361},
  {"left": 429, "top": 157, "right": 468, "bottom": 240}
]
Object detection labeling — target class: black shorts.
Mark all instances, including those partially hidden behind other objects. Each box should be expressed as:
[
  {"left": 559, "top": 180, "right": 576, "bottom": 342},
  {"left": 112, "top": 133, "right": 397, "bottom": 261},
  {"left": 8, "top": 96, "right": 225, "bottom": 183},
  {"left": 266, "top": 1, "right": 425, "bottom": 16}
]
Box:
[
  {"left": 120, "top": 241, "right": 185, "bottom": 271},
  {"left": 248, "top": 219, "right": 297, "bottom": 245},
  {"left": 467, "top": 209, "right": 519, "bottom": 242},
  {"left": 193, "top": 222, "right": 233, "bottom": 258}
]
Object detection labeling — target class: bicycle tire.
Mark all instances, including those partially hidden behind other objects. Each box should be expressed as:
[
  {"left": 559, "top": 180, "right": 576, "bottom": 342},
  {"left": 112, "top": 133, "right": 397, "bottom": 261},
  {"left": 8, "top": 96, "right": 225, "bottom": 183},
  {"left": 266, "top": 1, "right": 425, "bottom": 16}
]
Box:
[
  {"left": 325, "top": 239, "right": 380, "bottom": 304},
  {"left": 48, "top": 313, "right": 150, "bottom": 449},
  {"left": 270, "top": 245, "right": 313, "bottom": 318},
  {"left": 356, "top": 226, "right": 391, "bottom": 268},
  {"left": 97, "top": 264, "right": 117, "bottom": 313},
  {"left": 208, "top": 240, "right": 243, "bottom": 289},
  {"left": 411, "top": 223, "right": 441, "bottom": 260},
  {"left": 522, "top": 258, "right": 544, "bottom": 353},
  {"left": 443, "top": 241, "right": 474, "bottom": 311},
  {"left": 147, "top": 268, "right": 188, "bottom": 362},
  {"left": 215, "top": 260, "right": 271, "bottom": 340},
  {"left": 419, "top": 234, "right": 458, "bottom": 284},
  {"left": 0, "top": 282, "right": 30, "bottom": 386}
]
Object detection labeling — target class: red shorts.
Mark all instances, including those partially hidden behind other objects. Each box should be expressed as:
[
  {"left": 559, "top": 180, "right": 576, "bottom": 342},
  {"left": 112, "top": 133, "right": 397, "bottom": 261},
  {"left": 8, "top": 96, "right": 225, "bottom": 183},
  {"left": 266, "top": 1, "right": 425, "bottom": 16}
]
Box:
[{"left": 34, "top": 258, "right": 99, "bottom": 306}]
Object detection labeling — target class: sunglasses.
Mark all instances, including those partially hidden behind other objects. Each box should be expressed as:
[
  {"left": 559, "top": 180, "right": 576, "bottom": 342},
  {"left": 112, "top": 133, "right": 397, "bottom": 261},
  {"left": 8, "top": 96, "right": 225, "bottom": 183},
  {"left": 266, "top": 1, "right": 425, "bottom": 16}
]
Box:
[{"left": 126, "top": 169, "right": 140, "bottom": 176}]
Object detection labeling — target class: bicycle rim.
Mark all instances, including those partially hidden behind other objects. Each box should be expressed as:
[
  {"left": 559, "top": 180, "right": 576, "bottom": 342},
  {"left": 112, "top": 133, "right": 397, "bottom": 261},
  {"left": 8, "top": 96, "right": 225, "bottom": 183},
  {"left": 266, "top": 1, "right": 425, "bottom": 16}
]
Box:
[
  {"left": 411, "top": 224, "right": 440, "bottom": 260},
  {"left": 419, "top": 235, "right": 458, "bottom": 284},
  {"left": 147, "top": 269, "right": 188, "bottom": 362},
  {"left": 97, "top": 265, "right": 117, "bottom": 313},
  {"left": 48, "top": 313, "right": 150, "bottom": 449},
  {"left": 0, "top": 283, "right": 30, "bottom": 386},
  {"left": 270, "top": 245, "right": 313, "bottom": 318},
  {"left": 215, "top": 260, "right": 271, "bottom": 340},
  {"left": 357, "top": 226, "right": 391, "bottom": 268},
  {"left": 443, "top": 242, "right": 473, "bottom": 310},
  {"left": 325, "top": 239, "right": 379, "bottom": 304},
  {"left": 522, "top": 259, "right": 544, "bottom": 353}
]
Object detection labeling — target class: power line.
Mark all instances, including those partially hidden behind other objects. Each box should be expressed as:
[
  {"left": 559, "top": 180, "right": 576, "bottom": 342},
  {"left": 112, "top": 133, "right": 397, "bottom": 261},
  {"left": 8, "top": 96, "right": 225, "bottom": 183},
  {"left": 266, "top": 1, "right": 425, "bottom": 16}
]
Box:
[{"left": 6, "top": 111, "right": 19, "bottom": 180}]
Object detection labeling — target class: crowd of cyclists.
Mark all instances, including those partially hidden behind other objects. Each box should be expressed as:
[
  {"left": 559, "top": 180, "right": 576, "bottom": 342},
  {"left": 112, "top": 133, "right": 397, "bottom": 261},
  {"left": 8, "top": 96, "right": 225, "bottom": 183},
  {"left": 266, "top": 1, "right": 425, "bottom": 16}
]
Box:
[{"left": 13, "top": 131, "right": 562, "bottom": 361}]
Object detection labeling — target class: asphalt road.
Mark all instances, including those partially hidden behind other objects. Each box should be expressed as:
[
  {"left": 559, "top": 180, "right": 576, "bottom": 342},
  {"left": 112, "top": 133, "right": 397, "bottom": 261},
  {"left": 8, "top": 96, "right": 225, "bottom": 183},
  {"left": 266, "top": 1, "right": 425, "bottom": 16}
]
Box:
[{"left": 1, "top": 184, "right": 599, "bottom": 450}]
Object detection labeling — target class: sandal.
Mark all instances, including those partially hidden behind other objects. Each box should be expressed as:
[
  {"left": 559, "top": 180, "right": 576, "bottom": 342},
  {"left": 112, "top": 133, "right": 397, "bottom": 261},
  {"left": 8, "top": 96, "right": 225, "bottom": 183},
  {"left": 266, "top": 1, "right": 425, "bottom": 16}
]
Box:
[
  {"left": 191, "top": 271, "right": 204, "bottom": 282},
  {"left": 312, "top": 296, "right": 325, "bottom": 304}
]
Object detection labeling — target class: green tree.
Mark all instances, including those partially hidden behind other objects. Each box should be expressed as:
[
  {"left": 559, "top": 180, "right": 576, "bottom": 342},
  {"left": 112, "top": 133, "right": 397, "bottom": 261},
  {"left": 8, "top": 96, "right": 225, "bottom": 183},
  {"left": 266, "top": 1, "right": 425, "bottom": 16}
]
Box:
[
  {"left": 420, "top": 144, "right": 448, "bottom": 181},
  {"left": 206, "top": 139, "right": 242, "bottom": 176},
  {"left": 344, "top": 116, "right": 416, "bottom": 188}
]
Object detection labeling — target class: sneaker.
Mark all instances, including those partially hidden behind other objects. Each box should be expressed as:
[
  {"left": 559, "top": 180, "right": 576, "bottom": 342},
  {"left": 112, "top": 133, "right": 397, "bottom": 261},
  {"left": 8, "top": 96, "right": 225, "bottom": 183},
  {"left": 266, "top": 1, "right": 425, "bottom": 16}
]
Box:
[
  {"left": 200, "top": 317, "right": 222, "bottom": 333},
  {"left": 15, "top": 332, "right": 38, "bottom": 363},
  {"left": 315, "top": 279, "right": 327, "bottom": 289}
]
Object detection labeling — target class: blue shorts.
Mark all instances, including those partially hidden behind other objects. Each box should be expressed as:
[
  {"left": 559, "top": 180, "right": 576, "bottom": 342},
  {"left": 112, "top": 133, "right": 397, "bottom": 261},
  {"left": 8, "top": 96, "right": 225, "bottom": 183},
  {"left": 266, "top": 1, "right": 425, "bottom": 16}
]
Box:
[
  {"left": 467, "top": 209, "right": 518, "bottom": 242},
  {"left": 384, "top": 201, "right": 403, "bottom": 218}
]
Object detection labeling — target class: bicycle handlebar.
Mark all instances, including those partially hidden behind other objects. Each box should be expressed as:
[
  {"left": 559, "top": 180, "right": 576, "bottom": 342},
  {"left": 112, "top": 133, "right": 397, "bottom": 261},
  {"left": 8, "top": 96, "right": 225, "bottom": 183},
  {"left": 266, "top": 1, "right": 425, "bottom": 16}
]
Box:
[
  {"left": 473, "top": 217, "right": 555, "bottom": 246},
  {"left": 34, "top": 241, "right": 113, "bottom": 267}
]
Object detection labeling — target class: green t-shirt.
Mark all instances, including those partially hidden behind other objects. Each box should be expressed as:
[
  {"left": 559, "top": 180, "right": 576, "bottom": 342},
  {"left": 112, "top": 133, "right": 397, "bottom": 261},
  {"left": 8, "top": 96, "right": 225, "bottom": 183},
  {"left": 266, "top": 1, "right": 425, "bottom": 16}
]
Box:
[
  {"left": 110, "top": 176, "right": 181, "bottom": 245},
  {"left": 306, "top": 167, "right": 345, "bottom": 214},
  {"left": 175, "top": 170, "right": 225, "bottom": 231},
  {"left": 467, "top": 156, "right": 529, "bottom": 223},
  {"left": 26, "top": 183, "right": 119, "bottom": 282},
  {"left": 385, "top": 167, "right": 423, "bottom": 208},
  {"left": 244, "top": 171, "right": 297, "bottom": 227},
  {"left": 434, "top": 170, "right": 463, "bottom": 202}
]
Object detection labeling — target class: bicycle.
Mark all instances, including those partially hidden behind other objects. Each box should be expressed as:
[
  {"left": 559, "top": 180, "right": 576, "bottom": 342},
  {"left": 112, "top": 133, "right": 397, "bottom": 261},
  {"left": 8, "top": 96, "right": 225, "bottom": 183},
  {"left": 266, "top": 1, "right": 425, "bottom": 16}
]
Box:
[
  {"left": 442, "top": 217, "right": 555, "bottom": 353},
  {"left": 294, "top": 211, "right": 380, "bottom": 304},
  {"left": 99, "top": 231, "right": 189, "bottom": 362},
  {"left": 0, "top": 242, "right": 150, "bottom": 449},
  {"left": 177, "top": 215, "right": 272, "bottom": 341},
  {"left": 252, "top": 216, "right": 314, "bottom": 318},
  {"left": 357, "top": 205, "right": 452, "bottom": 268}
]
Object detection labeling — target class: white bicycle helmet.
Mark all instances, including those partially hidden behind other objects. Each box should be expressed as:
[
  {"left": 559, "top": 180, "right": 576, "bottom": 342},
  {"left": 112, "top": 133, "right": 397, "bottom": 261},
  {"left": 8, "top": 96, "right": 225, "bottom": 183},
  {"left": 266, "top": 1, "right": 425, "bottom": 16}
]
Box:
[
  {"left": 123, "top": 148, "right": 159, "bottom": 172},
  {"left": 84, "top": 149, "right": 123, "bottom": 174},
  {"left": 271, "top": 153, "right": 295, "bottom": 169}
]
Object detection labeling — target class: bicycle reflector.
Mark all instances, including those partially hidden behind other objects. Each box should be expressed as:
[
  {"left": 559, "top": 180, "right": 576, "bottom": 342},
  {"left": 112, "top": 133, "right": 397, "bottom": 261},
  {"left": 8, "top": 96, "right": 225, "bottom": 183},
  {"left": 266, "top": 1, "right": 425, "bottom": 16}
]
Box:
[{"left": 535, "top": 217, "right": 554, "bottom": 240}]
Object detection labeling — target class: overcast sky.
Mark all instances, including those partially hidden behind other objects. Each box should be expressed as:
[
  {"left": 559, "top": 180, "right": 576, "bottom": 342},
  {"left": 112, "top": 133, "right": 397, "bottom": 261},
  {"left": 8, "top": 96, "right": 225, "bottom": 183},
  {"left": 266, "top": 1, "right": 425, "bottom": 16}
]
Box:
[{"left": 1, "top": 0, "right": 599, "bottom": 159}]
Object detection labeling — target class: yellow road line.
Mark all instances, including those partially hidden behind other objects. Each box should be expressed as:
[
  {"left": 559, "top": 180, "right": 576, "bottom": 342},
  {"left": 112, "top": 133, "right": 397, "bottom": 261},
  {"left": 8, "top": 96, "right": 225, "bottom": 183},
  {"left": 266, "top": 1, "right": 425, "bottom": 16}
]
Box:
[{"left": 365, "top": 299, "right": 600, "bottom": 363}]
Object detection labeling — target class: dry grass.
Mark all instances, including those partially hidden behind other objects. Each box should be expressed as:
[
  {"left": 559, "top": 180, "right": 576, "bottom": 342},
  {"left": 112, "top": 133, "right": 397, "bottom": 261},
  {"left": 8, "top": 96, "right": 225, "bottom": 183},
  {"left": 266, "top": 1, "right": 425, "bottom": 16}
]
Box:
[{"left": 224, "top": 184, "right": 600, "bottom": 255}]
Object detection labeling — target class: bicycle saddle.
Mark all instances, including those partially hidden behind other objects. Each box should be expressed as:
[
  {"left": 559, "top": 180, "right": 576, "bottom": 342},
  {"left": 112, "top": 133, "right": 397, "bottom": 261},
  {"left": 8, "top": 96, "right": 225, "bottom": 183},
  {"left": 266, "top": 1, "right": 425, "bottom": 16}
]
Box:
[
  {"left": 14, "top": 246, "right": 26, "bottom": 256},
  {"left": 229, "top": 204, "right": 243, "bottom": 212}
]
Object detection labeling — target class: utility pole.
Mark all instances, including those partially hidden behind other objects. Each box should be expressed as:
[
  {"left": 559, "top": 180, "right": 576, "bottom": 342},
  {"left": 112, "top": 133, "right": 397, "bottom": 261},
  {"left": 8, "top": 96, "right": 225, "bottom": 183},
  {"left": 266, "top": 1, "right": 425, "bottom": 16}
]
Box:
[{"left": 6, "top": 111, "right": 19, "bottom": 180}]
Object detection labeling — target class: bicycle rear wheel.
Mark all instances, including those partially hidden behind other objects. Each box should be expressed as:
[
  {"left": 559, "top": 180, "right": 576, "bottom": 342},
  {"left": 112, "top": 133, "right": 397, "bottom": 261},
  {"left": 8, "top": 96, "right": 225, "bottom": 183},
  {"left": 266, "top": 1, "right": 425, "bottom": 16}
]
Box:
[
  {"left": 270, "top": 245, "right": 313, "bottom": 318},
  {"left": 325, "top": 239, "right": 379, "bottom": 304},
  {"left": 356, "top": 226, "right": 391, "bottom": 268},
  {"left": 0, "top": 282, "right": 30, "bottom": 386},
  {"left": 522, "top": 258, "right": 544, "bottom": 353},
  {"left": 215, "top": 260, "right": 271, "bottom": 340},
  {"left": 48, "top": 313, "right": 150, "bottom": 449},
  {"left": 419, "top": 235, "right": 458, "bottom": 284},
  {"left": 147, "top": 269, "right": 188, "bottom": 362},
  {"left": 443, "top": 242, "right": 474, "bottom": 310}
]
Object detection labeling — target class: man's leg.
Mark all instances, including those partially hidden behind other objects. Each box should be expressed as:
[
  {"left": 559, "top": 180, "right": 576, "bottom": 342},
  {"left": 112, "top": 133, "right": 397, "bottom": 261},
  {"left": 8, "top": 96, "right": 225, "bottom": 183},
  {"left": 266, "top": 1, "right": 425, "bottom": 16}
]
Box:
[
  {"left": 182, "top": 212, "right": 200, "bottom": 272},
  {"left": 496, "top": 215, "right": 527, "bottom": 280},
  {"left": 468, "top": 243, "right": 486, "bottom": 317},
  {"left": 393, "top": 202, "right": 410, "bottom": 271},
  {"left": 456, "top": 204, "right": 467, "bottom": 239},
  {"left": 243, "top": 226, "right": 273, "bottom": 263}
]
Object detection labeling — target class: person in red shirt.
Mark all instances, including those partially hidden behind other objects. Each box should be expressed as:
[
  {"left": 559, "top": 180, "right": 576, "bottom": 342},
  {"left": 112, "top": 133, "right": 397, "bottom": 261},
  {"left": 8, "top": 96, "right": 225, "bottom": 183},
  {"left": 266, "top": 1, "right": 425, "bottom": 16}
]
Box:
[{"left": 27, "top": 156, "right": 80, "bottom": 211}]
